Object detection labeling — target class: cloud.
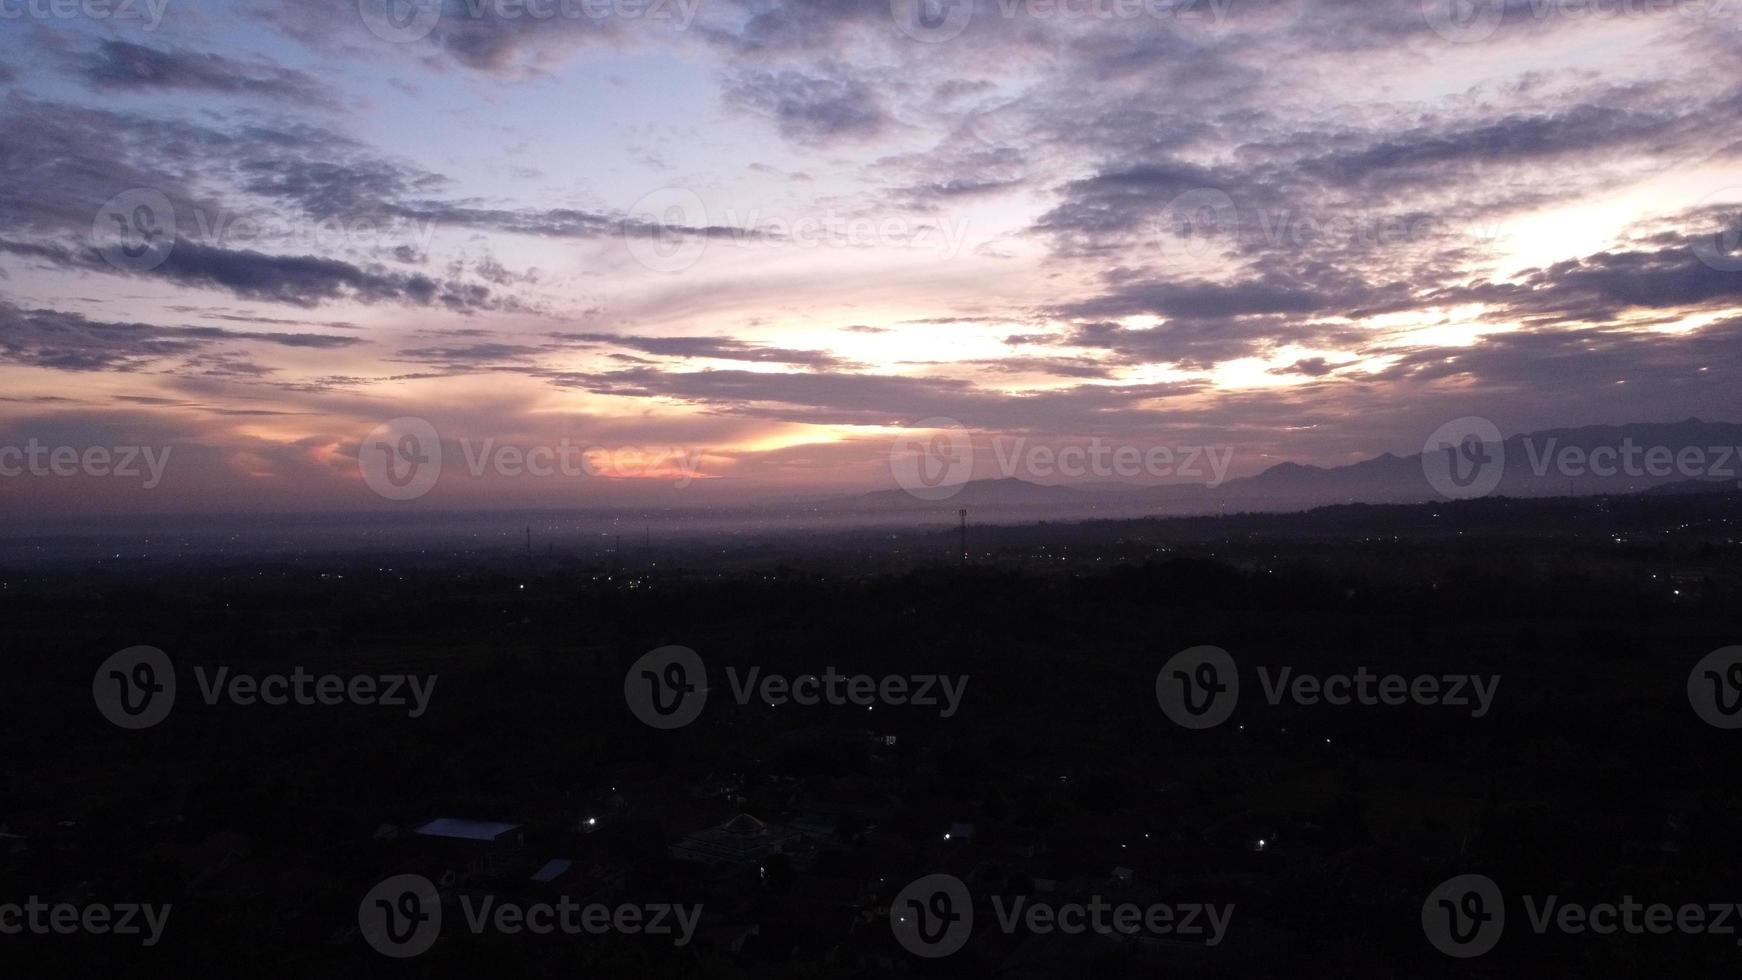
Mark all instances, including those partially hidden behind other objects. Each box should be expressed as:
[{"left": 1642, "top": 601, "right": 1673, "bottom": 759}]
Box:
[
  {"left": 1441, "top": 227, "right": 1742, "bottom": 324},
  {"left": 548, "top": 332, "right": 850, "bottom": 368},
  {"left": 0, "top": 302, "right": 362, "bottom": 373},
  {"left": 73, "top": 41, "right": 339, "bottom": 106},
  {"left": 542, "top": 365, "right": 1209, "bottom": 430},
  {"left": 724, "top": 68, "right": 888, "bottom": 144},
  {"left": 0, "top": 236, "right": 504, "bottom": 311}
]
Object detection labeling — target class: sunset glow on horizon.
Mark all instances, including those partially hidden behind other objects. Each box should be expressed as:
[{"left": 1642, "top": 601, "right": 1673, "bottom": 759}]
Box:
[{"left": 2, "top": 0, "right": 1740, "bottom": 515}]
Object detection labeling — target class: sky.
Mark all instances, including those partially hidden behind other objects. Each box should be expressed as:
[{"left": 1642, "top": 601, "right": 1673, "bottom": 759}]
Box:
[{"left": 0, "top": 0, "right": 1740, "bottom": 515}]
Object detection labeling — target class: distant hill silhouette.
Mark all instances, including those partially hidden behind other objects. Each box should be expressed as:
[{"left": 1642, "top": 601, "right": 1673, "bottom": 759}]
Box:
[{"left": 842, "top": 418, "right": 1742, "bottom": 518}]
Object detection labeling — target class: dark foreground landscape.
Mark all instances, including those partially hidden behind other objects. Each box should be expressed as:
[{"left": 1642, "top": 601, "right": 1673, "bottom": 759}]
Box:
[{"left": 4, "top": 487, "right": 1741, "bottom": 977}]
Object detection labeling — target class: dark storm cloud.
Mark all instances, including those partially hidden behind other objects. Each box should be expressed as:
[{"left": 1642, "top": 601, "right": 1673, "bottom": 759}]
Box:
[
  {"left": 1030, "top": 85, "right": 1731, "bottom": 267},
  {"left": 0, "top": 235, "right": 504, "bottom": 312},
  {"left": 0, "top": 102, "right": 206, "bottom": 234},
  {"left": 1369, "top": 316, "right": 1742, "bottom": 392},
  {"left": 1271, "top": 357, "right": 1346, "bottom": 377},
  {"left": 723, "top": 68, "right": 888, "bottom": 143},
  {"left": 0, "top": 99, "right": 689, "bottom": 312},
  {"left": 240, "top": 157, "right": 447, "bottom": 219},
  {"left": 1297, "top": 103, "right": 1693, "bottom": 191},
  {"left": 1062, "top": 314, "right": 1364, "bottom": 371},
  {"left": 152, "top": 239, "right": 475, "bottom": 308},
  {"left": 73, "top": 41, "right": 339, "bottom": 106},
  {"left": 1032, "top": 161, "right": 1242, "bottom": 243},
  {"left": 0, "top": 302, "right": 362, "bottom": 373},
  {"left": 0, "top": 97, "right": 727, "bottom": 279},
  {"left": 1439, "top": 231, "right": 1742, "bottom": 324}
]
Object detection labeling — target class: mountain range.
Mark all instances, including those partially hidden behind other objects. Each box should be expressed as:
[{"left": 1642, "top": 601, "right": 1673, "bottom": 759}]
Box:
[{"left": 842, "top": 418, "right": 1742, "bottom": 520}]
